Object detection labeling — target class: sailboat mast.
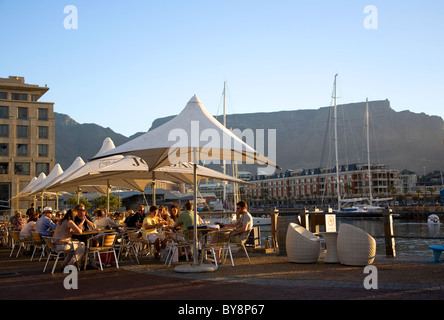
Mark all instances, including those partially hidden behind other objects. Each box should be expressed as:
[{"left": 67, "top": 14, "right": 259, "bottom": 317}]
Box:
[
  {"left": 222, "top": 81, "right": 227, "bottom": 204},
  {"left": 366, "top": 98, "right": 373, "bottom": 204},
  {"left": 334, "top": 74, "right": 340, "bottom": 209}
]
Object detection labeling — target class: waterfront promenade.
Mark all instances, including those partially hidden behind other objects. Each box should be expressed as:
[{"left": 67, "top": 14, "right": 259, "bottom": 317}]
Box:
[{"left": 1, "top": 246, "right": 443, "bottom": 301}]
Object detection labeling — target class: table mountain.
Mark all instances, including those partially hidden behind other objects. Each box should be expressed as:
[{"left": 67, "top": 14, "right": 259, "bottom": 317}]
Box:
[{"left": 55, "top": 99, "right": 444, "bottom": 175}]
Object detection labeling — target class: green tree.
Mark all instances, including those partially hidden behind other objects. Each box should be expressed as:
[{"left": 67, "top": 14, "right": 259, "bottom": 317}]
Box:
[
  {"left": 91, "top": 194, "right": 121, "bottom": 211},
  {"left": 66, "top": 197, "right": 92, "bottom": 209}
]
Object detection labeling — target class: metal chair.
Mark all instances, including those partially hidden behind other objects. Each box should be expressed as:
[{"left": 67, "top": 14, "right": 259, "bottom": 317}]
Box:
[
  {"left": 9, "top": 231, "right": 32, "bottom": 258},
  {"left": 117, "top": 230, "right": 140, "bottom": 264},
  {"left": 202, "top": 230, "right": 234, "bottom": 268},
  {"left": 0, "top": 225, "right": 8, "bottom": 247},
  {"left": 30, "top": 232, "right": 46, "bottom": 262},
  {"left": 87, "top": 233, "right": 119, "bottom": 271},
  {"left": 163, "top": 230, "right": 192, "bottom": 267},
  {"left": 227, "top": 229, "right": 252, "bottom": 265},
  {"left": 42, "top": 237, "right": 76, "bottom": 274}
]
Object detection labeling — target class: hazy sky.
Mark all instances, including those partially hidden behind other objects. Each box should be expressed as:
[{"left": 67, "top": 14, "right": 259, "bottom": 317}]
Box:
[{"left": 1, "top": 0, "right": 443, "bottom": 137}]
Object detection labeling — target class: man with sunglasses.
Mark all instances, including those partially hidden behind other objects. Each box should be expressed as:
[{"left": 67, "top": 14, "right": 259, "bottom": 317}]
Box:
[
  {"left": 125, "top": 205, "right": 146, "bottom": 229},
  {"left": 225, "top": 200, "right": 253, "bottom": 243},
  {"left": 74, "top": 204, "right": 96, "bottom": 231}
]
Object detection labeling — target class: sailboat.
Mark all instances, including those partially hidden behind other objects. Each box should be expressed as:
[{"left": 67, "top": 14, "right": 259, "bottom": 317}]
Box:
[{"left": 330, "top": 76, "right": 389, "bottom": 215}]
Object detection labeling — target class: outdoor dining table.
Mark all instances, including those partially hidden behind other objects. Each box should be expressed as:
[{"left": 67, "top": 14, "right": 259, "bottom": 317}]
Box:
[
  {"left": 319, "top": 231, "right": 339, "bottom": 263},
  {"left": 72, "top": 228, "right": 115, "bottom": 270}
]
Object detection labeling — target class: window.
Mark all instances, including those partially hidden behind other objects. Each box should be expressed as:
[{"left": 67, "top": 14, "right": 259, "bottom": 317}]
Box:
[
  {"left": 11, "top": 93, "right": 27, "bottom": 101},
  {"left": 38, "top": 144, "right": 48, "bottom": 157},
  {"left": 31, "top": 95, "right": 38, "bottom": 102},
  {"left": 0, "top": 125, "right": 8, "bottom": 137},
  {"left": 38, "top": 126, "right": 48, "bottom": 139},
  {"left": 0, "top": 106, "right": 8, "bottom": 118},
  {"left": 17, "top": 107, "right": 28, "bottom": 120},
  {"left": 36, "top": 163, "right": 49, "bottom": 175},
  {"left": 14, "top": 162, "right": 30, "bottom": 175},
  {"left": 0, "top": 143, "right": 8, "bottom": 156},
  {"left": 17, "top": 144, "right": 28, "bottom": 157},
  {"left": 17, "top": 125, "right": 28, "bottom": 138},
  {"left": 38, "top": 108, "right": 48, "bottom": 120},
  {"left": 0, "top": 92, "right": 7, "bottom": 99},
  {"left": 0, "top": 163, "right": 8, "bottom": 174}
]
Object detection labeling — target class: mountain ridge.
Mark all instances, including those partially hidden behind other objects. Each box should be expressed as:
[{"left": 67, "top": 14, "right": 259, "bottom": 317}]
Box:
[{"left": 54, "top": 99, "right": 444, "bottom": 175}]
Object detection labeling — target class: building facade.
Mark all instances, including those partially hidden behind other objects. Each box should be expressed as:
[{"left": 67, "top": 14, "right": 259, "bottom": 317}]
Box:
[
  {"left": 246, "top": 163, "right": 401, "bottom": 205},
  {"left": 0, "top": 76, "right": 55, "bottom": 213}
]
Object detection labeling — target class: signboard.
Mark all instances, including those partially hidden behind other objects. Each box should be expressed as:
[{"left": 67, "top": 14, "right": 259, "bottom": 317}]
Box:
[{"left": 325, "top": 214, "right": 336, "bottom": 232}]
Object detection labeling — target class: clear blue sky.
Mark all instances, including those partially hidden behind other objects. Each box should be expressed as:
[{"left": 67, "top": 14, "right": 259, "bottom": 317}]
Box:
[{"left": 1, "top": 0, "right": 443, "bottom": 137}]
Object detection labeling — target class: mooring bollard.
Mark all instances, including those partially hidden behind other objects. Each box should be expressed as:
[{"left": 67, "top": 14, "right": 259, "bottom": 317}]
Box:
[{"left": 383, "top": 207, "right": 396, "bottom": 257}]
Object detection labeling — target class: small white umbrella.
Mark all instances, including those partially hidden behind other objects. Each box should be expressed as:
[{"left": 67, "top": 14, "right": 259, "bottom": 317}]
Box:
[{"left": 52, "top": 138, "right": 154, "bottom": 211}]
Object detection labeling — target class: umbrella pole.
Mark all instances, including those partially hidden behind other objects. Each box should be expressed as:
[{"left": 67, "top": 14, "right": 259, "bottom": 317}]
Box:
[
  {"left": 193, "top": 160, "right": 198, "bottom": 265},
  {"left": 107, "top": 181, "right": 110, "bottom": 214}
]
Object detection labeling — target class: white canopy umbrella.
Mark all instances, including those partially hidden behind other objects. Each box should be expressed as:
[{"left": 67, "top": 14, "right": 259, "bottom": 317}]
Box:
[
  {"left": 9, "top": 176, "right": 40, "bottom": 202},
  {"left": 29, "top": 164, "right": 64, "bottom": 195},
  {"left": 27, "top": 164, "right": 64, "bottom": 210},
  {"left": 91, "top": 95, "right": 281, "bottom": 270},
  {"left": 21, "top": 173, "right": 45, "bottom": 195},
  {"left": 93, "top": 95, "right": 280, "bottom": 171},
  {"left": 90, "top": 155, "right": 249, "bottom": 205},
  {"left": 97, "top": 156, "right": 248, "bottom": 185},
  {"left": 10, "top": 176, "right": 37, "bottom": 201},
  {"left": 51, "top": 138, "right": 154, "bottom": 212},
  {"left": 44, "top": 157, "right": 108, "bottom": 195}
]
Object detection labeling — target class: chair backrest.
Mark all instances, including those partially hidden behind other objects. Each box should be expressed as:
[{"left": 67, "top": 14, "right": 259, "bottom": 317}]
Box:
[
  {"left": 230, "top": 228, "right": 252, "bottom": 244},
  {"left": 43, "top": 237, "right": 56, "bottom": 252},
  {"left": 32, "top": 232, "right": 43, "bottom": 244},
  {"left": 127, "top": 231, "right": 140, "bottom": 242},
  {"left": 101, "top": 233, "right": 117, "bottom": 247},
  {"left": 213, "top": 230, "right": 231, "bottom": 245},
  {"left": 10, "top": 230, "right": 20, "bottom": 241}
]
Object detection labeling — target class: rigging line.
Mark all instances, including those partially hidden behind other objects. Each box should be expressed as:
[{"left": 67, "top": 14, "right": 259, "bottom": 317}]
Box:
[
  {"left": 344, "top": 103, "right": 361, "bottom": 164},
  {"left": 369, "top": 108, "right": 384, "bottom": 165},
  {"left": 215, "top": 87, "right": 225, "bottom": 124}
]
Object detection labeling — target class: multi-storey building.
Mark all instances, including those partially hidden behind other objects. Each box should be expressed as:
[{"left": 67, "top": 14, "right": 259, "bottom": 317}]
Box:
[
  {"left": 246, "top": 163, "right": 401, "bottom": 205},
  {"left": 0, "top": 76, "right": 55, "bottom": 213}
]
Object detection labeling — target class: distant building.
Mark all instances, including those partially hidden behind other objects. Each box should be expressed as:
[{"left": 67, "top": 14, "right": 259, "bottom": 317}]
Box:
[
  {"left": 0, "top": 76, "right": 55, "bottom": 213},
  {"left": 246, "top": 163, "right": 401, "bottom": 205}
]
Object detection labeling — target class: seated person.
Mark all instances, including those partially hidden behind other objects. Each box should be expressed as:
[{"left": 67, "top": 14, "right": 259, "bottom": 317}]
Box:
[
  {"left": 20, "top": 214, "right": 38, "bottom": 239},
  {"left": 94, "top": 209, "right": 120, "bottom": 230},
  {"left": 35, "top": 207, "right": 57, "bottom": 237},
  {"left": 224, "top": 200, "right": 253, "bottom": 243},
  {"left": 174, "top": 201, "right": 204, "bottom": 238},
  {"left": 72, "top": 204, "right": 95, "bottom": 244},
  {"left": 125, "top": 205, "right": 145, "bottom": 228},
  {"left": 53, "top": 209, "right": 85, "bottom": 268},
  {"left": 212, "top": 200, "right": 253, "bottom": 263},
  {"left": 142, "top": 205, "right": 168, "bottom": 259}
]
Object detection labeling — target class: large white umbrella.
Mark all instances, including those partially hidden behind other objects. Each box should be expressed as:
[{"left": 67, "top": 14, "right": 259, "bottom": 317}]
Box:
[
  {"left": 91, "top": 95, "right": 281, "bottom": 270},
  {"left": 93, "top": 95, "right": 279, "bottom": 170}
]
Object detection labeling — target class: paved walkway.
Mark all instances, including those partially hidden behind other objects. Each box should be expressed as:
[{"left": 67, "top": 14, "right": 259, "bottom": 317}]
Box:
[{"left": 1, "top": 247, "right": 444, "bottom": 303}]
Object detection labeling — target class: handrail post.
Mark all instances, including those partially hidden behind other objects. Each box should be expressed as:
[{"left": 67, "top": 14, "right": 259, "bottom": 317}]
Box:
[{"left": 383, "top": 207, "right": 396, "bottom": 257}]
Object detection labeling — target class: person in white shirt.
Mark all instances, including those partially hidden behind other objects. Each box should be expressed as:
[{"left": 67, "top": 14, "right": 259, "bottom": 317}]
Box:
[
  {"left": 94, "top": 209, "right": 120, "bottom": 230},
  {"left": 225, "top": 200, "right": 253, "bottom": 243},
  {"left": 20, "top": 214, "right": 38, "bottom": 239}
]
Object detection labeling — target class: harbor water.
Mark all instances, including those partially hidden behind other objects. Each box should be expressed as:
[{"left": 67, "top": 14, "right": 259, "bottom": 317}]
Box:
[{"left": 258, "top": 217, "right": 444, "bottom": 257}]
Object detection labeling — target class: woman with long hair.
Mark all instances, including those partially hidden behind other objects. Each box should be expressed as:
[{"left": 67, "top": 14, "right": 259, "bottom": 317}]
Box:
[{"left": 53, "top": 209, "right": 85, "bottom": 268}]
